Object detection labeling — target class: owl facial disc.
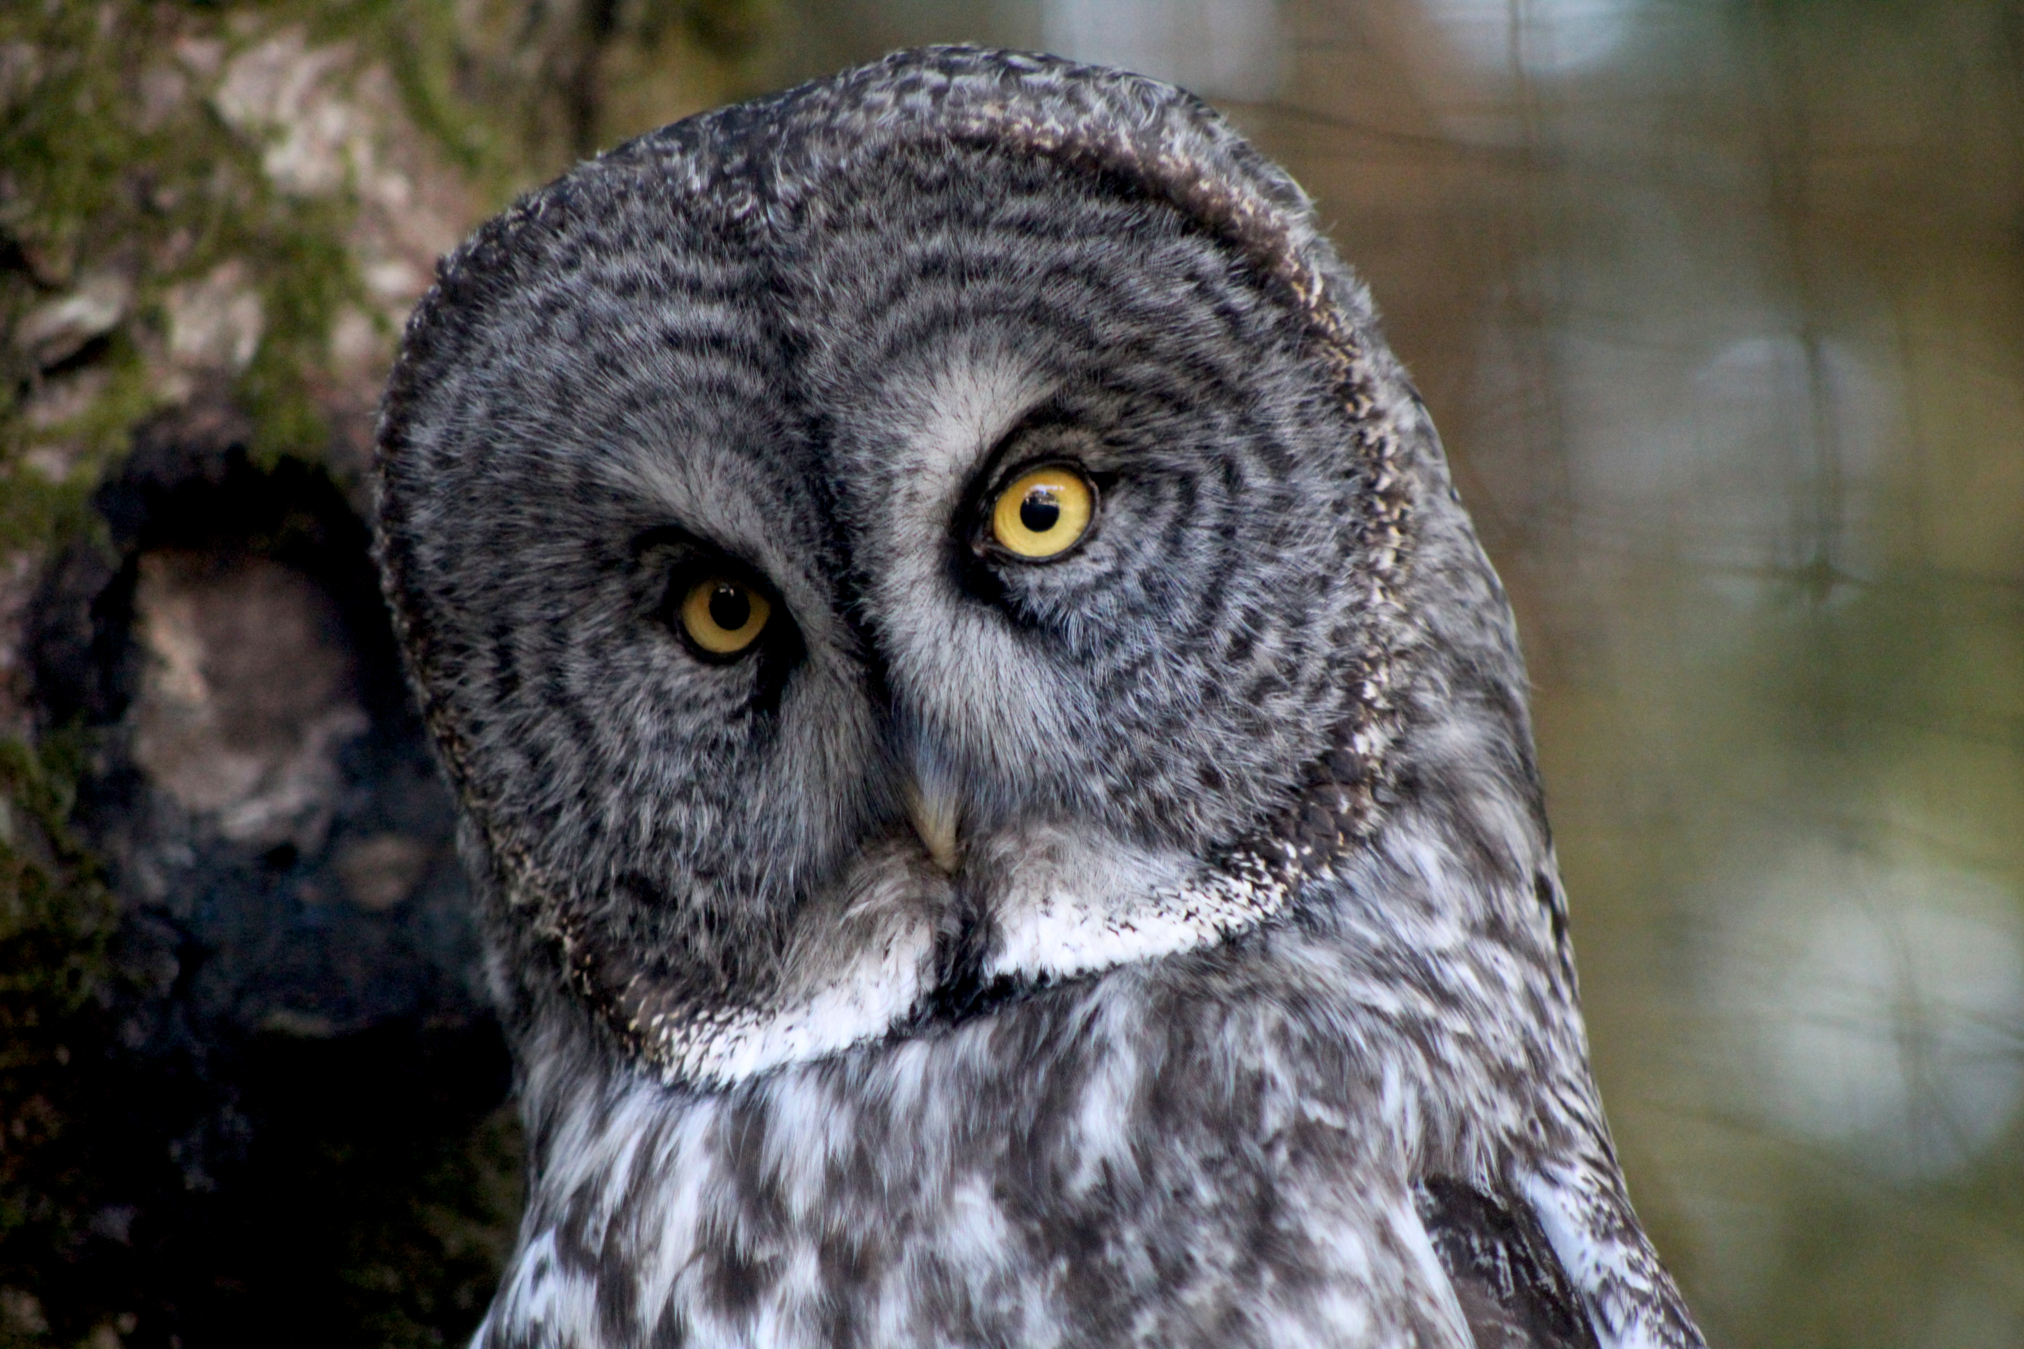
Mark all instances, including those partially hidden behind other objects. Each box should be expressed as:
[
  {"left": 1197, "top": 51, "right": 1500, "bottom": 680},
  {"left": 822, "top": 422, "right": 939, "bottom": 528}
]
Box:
[{"left": 376, "top": 46, "right": 1405, "bottom": 1088}]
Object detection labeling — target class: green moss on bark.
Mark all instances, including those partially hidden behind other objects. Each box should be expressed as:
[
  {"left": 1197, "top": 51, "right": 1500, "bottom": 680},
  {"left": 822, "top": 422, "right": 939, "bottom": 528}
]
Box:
[{"left": 0, "top": 732, "right": 121, "bottom": 1348}]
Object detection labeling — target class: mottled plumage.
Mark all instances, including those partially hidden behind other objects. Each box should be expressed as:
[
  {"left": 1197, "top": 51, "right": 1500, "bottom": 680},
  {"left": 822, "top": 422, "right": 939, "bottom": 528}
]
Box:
[{"left": 373, "top": 47, "right": 1705, "bottom": 1349}]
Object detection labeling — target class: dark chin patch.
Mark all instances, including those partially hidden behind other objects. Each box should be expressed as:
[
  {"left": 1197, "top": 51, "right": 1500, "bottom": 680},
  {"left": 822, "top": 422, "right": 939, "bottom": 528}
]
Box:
[{"left": 919, "top": 901, "right": 1030, "bottom": 1025}]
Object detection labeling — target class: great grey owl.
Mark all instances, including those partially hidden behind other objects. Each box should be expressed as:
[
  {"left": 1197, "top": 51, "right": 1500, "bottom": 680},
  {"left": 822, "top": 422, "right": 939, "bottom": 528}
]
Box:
[{"left": 373, "top": 47, "right": 1705, "bottom": 1349}]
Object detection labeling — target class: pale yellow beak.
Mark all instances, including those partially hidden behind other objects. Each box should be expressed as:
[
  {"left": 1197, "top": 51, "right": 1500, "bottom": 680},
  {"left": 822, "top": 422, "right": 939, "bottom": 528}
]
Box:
[{"left": 906, "top": 774, "right": 960, "bottom": 874}]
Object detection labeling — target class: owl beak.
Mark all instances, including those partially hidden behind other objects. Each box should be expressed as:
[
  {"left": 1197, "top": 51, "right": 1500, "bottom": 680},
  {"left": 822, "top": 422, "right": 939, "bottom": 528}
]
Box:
[
  {"left": 903, "top": 751, "right": 962, "bottom": 874},
  {"left": 906, "top": 777, "right": 961, "bottom": 874}
]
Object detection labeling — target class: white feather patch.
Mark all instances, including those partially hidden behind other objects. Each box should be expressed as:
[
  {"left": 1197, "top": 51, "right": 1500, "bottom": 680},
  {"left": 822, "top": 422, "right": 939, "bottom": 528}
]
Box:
[
  {"left": 649, "top": 918, "right": 938, "bottom": 1086},
  {"left": 986, "top": 848, "right": 1291, "bottom": 983}
]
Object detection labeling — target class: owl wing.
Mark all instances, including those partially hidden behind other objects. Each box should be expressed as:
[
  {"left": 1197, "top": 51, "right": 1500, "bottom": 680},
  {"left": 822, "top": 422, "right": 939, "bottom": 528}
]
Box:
[{"left": 1416, "top": 1177, "right": 1602, "bottom": 1349}]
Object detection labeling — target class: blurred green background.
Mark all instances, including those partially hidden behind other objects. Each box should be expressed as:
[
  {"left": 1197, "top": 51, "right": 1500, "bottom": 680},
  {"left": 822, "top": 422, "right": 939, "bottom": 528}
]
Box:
[{"left": 3, "top": 1, "right": 2021, "bottom": 1346}]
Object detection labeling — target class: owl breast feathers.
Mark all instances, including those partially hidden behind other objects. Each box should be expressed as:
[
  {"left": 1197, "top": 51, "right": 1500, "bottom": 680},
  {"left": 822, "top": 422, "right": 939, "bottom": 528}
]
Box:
[{"left": 373, "top": 45, "right": 1704, "bottom": 1349}]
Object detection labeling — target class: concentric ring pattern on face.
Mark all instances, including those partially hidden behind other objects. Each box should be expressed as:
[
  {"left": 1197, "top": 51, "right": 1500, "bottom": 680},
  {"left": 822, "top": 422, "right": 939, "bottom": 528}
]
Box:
[{"left": 374, "top": 117, "right": 1380, "bottom": 1018}]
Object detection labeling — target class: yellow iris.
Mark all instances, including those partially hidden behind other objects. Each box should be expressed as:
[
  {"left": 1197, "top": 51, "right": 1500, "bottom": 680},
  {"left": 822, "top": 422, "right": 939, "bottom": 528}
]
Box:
[
  {"left": 680, "top": 577, "right": 771, "bottom": 656},
  {"left": 990, "top": 466, "right": 1094, "bottom": 559}
]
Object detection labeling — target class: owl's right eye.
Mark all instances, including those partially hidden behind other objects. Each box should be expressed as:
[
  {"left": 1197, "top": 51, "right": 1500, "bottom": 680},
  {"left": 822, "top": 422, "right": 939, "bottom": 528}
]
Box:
[{"left": 677, "top": 575, "right": 772, "bottom": 659}]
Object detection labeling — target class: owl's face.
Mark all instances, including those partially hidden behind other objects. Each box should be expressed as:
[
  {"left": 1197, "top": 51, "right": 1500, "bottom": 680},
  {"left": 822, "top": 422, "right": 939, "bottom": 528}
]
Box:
[{"left": 378, "top": 58, "right": 1396, "bottom": 1078}]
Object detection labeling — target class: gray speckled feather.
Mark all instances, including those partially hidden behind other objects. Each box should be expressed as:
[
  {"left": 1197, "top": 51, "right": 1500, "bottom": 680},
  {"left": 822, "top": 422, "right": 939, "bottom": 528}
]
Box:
[{"left": 374, "top": 46, "right": 1705, "bottom": 1349}]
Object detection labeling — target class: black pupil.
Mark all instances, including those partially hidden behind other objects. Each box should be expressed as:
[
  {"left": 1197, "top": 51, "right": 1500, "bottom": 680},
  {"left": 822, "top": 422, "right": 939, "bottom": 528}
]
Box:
[
  {"left": 707, "top": 583, "right": 751, "bottom": 632},
  {"left": 1019, "top": 487, "right": 1061, "bottom": 534}
]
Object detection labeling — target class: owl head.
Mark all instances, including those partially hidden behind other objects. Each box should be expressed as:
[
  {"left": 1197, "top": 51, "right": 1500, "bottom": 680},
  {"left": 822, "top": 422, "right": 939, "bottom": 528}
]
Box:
[{"left": 374, "top": 47, "right": 1531, "bottom": 1086}]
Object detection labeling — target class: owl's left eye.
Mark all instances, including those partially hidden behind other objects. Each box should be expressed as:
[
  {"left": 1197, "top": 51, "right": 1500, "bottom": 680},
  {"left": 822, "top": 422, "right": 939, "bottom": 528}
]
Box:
[
  {"left": 986, "top": 465, "right": 1096, "bottom": 561},
  {"left": 678, "top": 576, "right": 772, "bottom": 659}
]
